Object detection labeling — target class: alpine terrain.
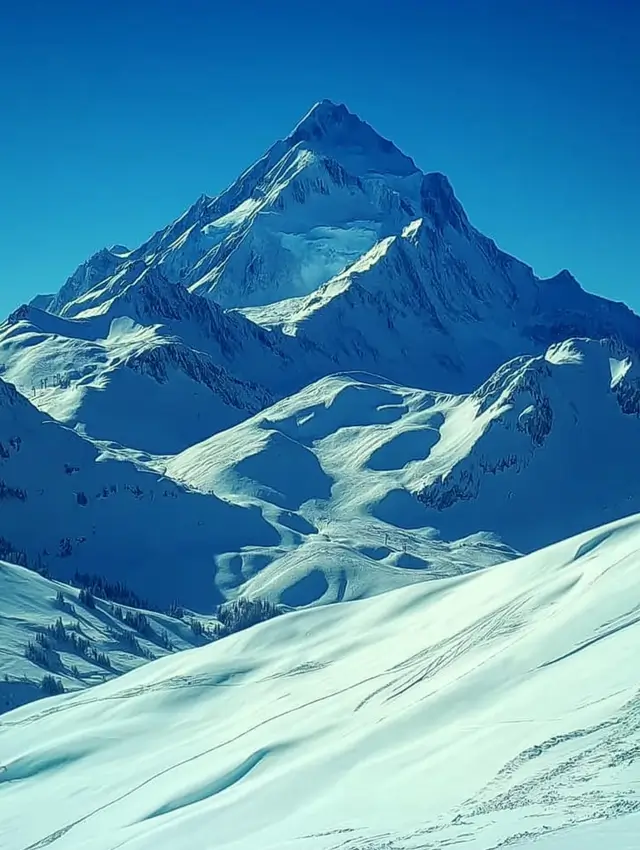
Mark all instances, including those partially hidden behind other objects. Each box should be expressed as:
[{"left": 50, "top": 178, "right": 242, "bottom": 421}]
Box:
[{"left": 1, "top": 100, "right": 640, "bottom": 850}]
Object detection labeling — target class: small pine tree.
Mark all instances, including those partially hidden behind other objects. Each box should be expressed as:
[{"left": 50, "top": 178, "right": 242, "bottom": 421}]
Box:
[
  {"left": 216, "top": 598, "right": 281, "bottom": 635},
  {"left": 78, "top": 587, "right": 95, "bottom": 609},
  {"left": 40, "top": 674, "right": 65, "bottom": 696}
]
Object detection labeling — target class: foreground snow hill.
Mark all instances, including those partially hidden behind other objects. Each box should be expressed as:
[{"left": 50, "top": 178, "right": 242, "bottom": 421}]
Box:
[{"left": 3, "top": 514, "right": 640, "bottom": 850}]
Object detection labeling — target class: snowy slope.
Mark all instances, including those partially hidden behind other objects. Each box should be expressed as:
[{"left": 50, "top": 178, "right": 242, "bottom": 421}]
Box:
[
  {"left": 0, "top": 560, "right": 212, "bottom": 715},
  {"left": 167, "top": 338, "right": 640, "bottom": 576},
  {"left": 0, "top": 373, "right": 510, "bottom": 611},
  {"left": 0, "top": 376, "right": 280, "bottom": 609},
  {"left": 414, "top": 337, "right": 640, "bottom": 551},
  {"left": 0, "top": 265, "right": 329, "bottom": 452},
  {"left": 3, "top": 514, "right": 640, "bottom": 850},
  {"left": 165, "top": 370, "right": 520, "bottom": 604}
]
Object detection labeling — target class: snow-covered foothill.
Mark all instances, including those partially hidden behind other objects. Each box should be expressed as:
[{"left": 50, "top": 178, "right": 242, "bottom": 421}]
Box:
[
  {"left": 0, "top": 560, "right": 215, "bottom": 715},
  {"left": 0, "top": 376, "right": 278, "bottom": 609},
  {"left": 0, "top": 370, "right": 515, "bottom": 611},
  {"left": 0, "top": 269, "right": 309, "bottom": 453},
  {"left": 169, "top": 339, "right": 640, "bottom": 568},
  {"left": 3, "top": 335, "right": 640, "bottom": 614}
]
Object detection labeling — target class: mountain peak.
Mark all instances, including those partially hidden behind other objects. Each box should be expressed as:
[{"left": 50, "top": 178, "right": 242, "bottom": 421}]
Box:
[
  {"left": 288, "top": 99, "right": 351, "bottom": 139},
  {"left": 420, "top": 172, "right": 469, "bottom": 232},
  {"left": 286, "top": 100, "right": 418, "bottom": 178},
  {"left": 546, "top": 269, "right": 581, "bottom": 289}
]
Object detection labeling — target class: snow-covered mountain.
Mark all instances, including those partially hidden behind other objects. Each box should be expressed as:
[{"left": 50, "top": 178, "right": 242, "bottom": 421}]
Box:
[
  {"left": 167, "top": 338, "right": 640, "bottom": 573},
  {"left": 242, "top": 215, "right": 640, "bottom": 393},
  {"left": 50, "top": 101, "right": 422, "bottom": 314},
  {"left": 3, "top": 99, "right": 640, "bottom": 848},
  {"left": 0, "top": 265, "right": 336, "bottom": 452},
  {"left": 415, "top": 337, "right": 640, "bottom": 551},
  {"left": 3, "top": 99, "right": 640, "bottom": 609},
  {"left": 3, "top": 513, "right": 640, "bottom": 850},
  {"left": 9, "top": 102, "right": 638, "bottom": 450}
]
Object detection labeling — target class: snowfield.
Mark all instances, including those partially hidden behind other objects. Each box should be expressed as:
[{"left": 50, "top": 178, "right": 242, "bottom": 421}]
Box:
[{"left": 3, "top": 515, "right": 640, "bottom": 850}]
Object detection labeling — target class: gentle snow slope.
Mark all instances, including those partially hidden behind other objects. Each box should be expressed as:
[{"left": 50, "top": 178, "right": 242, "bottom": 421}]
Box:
[{"left": 3, "top": 514, "right": 640, "bottom": 849}]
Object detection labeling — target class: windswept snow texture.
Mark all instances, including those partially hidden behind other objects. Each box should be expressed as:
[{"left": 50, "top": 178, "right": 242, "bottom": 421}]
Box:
[{"left": 3, "top": 515, "right": 640, "bottom": 849}]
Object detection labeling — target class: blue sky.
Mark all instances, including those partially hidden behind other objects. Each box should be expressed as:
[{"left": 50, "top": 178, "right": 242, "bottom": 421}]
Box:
[{"left": 1, "top": 0, "right": 638, "bottom": 318}]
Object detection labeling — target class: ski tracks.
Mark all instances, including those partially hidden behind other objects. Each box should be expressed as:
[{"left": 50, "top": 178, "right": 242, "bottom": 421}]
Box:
[{"left": 355, "top": 594, "right": 531, "bottom": 712}]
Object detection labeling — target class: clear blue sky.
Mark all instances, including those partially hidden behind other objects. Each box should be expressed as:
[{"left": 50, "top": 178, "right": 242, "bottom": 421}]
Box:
[{"left": 1, "top": 0, "right": 638, "bottom": 318}]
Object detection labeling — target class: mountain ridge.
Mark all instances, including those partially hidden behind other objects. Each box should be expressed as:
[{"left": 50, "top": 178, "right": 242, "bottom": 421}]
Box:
[
  {"left": 3, "top": 99, "right": 640, "bottom": 603},
  {"left": 24, "top": 100, "right": 639, "bottom": 372}
]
